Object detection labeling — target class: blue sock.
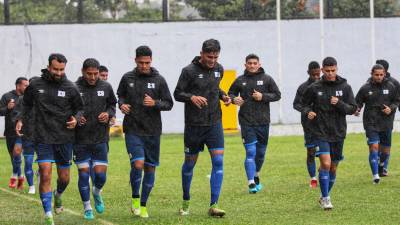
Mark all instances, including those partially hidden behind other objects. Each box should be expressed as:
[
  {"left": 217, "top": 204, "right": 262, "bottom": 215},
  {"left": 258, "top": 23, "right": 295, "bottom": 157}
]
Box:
[
  {"left": 24, "top": 155, "right": 34, "bottom": 186},
  {"left": 306, "top": 148, "right": 316, "bottom": 178},
  {"left": 369, "top": 151, "right": 379, "bottom": 175},
  {"left": 140, "top": 170, "right": 155, "bottom": 206},
  {"left": 182, "top": 158, "right": 196, "bottom": 200},
  {"left": 383, "top": 152, "right": 390, "bottom": 170},
  {"left": 328, "top": 172, "right": 336, "bottom": 193},
  {"left": 130, "top": 167, "right": 142, "bottom": 198},
  {"left": 89, "top": 161, "right": 95, "bottom": 184},
  {"left": 13, "top": 154, "right": 22, "bottom": 177},
  {"left": 319, "top": 169, "right": 330, "bottom": 198},
  {"left": 78, "top": 171, "right": 90, "bottom": 202},
  {"left": 40, "top": 191, "right": 53, "bottom": 214},
  {"left": 255, "top": 144, "right": 267, "bottom": 172},
  {"left": 94, "top": 172, "right": 107, "bottom": 191},
  {"left": 56, "top": 179, "right": 68, "bottom": 195},
  {"left": 244, "top": 142, "right": 256, "bottom": 182},
  {"left": 210, "top": 154, "right": 223, "bottom": 206}
]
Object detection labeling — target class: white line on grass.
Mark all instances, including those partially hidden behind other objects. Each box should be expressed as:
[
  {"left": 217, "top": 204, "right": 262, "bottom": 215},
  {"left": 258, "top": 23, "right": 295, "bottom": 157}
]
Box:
[{"left": 0, "top": 187, "right": 116, "bottom": 225}]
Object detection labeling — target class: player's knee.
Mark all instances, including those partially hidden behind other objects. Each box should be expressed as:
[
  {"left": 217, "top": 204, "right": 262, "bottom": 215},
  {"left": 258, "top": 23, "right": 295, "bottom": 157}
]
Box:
[
  {"left": 211, "top": 154, "right": 223, "bottom": 168},
  {"left": 133, "top": 160, "right": 144, "bottom": 170},
  {"left": 78, "top": 170, "right": 90, "bottom": 180},
  {"left": 94, "top": 172, "right": 107, "bottom": 187}
]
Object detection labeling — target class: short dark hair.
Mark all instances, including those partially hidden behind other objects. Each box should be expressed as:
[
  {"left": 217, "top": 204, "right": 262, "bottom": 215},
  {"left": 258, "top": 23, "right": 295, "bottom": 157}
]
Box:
[
  {"left": 376, "top": 59, "right": 389, "bottom": 71},
  {"left": 48, "top": 53, "right": 67, "bottom": 65},
  {"left": 136, "top": 46, "right": 152, "bottom": 58},
  {"left": 308, "top": 61, "right": 320, "bottom": 71},
  {"left": 15, "top": 77, "right": 28, "bottom": 85},
  {"left": 371, "top": 64, "right": 385, "bottom": 73},
  {"left": 202, "top": 39, "right": 221, "bottom": 53},
  {"left": 322, "top": 57, "right": 337, "bottom": 67},
  {"left": 99, "top": 65, "right": 108, "bottom": 73},
  {"left": 82, "top": 58, "right": 100, "bottom": 70},
  {"left": 245, "top": 54, "right": 259, "bottom": 62}
]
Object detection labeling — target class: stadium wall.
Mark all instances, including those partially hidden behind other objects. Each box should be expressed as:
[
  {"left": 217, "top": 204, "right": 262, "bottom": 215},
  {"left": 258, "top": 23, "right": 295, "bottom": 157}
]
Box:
[{"left": 0, "top": 18, "right": 399, "bottom": 136}]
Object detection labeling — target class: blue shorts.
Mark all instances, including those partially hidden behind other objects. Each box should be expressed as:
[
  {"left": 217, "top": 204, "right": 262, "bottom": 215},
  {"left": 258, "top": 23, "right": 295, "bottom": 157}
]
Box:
[
  {"left": 184, "top": 122, "right": 224, "bottom": 155},
  {"left": 315, "top": 140, "right": 344, "bottom": 163},
  {"left": 365, "top": 129, "right": 392, "bottom": 147},
  {"left": 73, "top": 143, "right": 108, "bottom": 169},
  {"left": 6, "top": 136, "right": 17, "bottom": 154},
  {"left": 125, "top": 133, "right": 160, "bottom": 167},
  {"left": 36, "top": 143, "right": 73, "bottom": 168},
  {"left": 304, "top": 132, "right": 317, "bottom": 148},
  {"left": 240, "top": 125, "right": 269, "bottom": 145},
  {"left": 22, "top": 139, "right": 35, "bottom": 156}
]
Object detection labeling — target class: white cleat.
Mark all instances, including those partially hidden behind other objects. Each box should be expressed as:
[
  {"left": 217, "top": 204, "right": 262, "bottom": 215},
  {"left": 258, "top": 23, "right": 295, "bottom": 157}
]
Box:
[
  {"left": 319, "top": 197, "right": 333, "bottom": 210},
  {"left": 28, "top": 185, "right": 36, "bottom": 194},
  {"left": 373, "top": 174, "right": 380, "bottom": 184}
]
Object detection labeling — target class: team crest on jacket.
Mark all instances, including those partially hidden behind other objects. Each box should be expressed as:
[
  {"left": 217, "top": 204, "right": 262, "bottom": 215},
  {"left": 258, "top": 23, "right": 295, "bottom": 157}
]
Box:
[
  {"left": 214, "top": 72, "right": 220, "bottom": 78},
  {"left": 318, "top": 91, "right": 323, "bottom": 96},
  {"left": 129, "top": 83, "right": 134, "bottom": 87},
  {"left": 80, "top": 92, "right": 84, "bottom": 96},
  {"left": 198, "top": 74, "right": 204, "bottom": 79},
  {"left": 383, "top": 89, "right": 389, "bottom": 94},
  {"left": 368, "top": 91, "right": 373, "bottom": 95},
  {"left": 242, "top": 82, "right": 247, "bottom": 86},
  {"left": 38, "top": 89, "right": 44, "bottom": 94},
  {"left": 335, "top": 90, "right": 343, "bottom": 96},
  {"left": 97, "top": 91, "right": 105, "bottom": 96},
  {"left": 58, "top": 90, "right": 66, "bottom": 97},
  {"left": 257, "top": 80, "right": 263, "bottom": 85},
  {"left": 148, "top": 83, "right": 155, "bottom": 89}
]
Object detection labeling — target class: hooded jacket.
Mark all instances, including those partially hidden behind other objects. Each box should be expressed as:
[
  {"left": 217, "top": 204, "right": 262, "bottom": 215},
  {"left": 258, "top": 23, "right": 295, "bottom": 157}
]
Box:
[
  {"left": 228, "top": 68, "right": 281, "bottom": 126},
  {"left": 174, "top": 56, "right": 227, "bottom": 126},
  {"left": 0, "top": 90, "right": 21, "bottom": 137},
  {"left": 75, "top": 77, "right": 117, "bottom": 144},
  {"left": 293, "top": 77, "right": 318, "bottom": 134},
  {"left": 302, "top": 75, "right": 357, "bottom": 142},
  {"left": 117, "top": 67, "right": 173, "bottom": 136},
  {"left": 21, "top": 69, "right": 84, "bottom": 144},
  {"left": 356, "top": 78, "right": 399, "bottom": 131}
]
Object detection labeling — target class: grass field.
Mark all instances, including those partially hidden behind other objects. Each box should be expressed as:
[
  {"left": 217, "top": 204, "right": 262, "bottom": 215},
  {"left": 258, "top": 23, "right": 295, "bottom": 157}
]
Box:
[{"left": 0, "top": 133, "right": 399, "bottom": 225}]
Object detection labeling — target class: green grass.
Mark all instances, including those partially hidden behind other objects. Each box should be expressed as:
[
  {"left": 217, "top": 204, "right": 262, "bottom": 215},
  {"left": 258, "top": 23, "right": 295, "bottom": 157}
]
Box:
[{"left": 0, "top": 133, "right": 399, "bottom": 225}]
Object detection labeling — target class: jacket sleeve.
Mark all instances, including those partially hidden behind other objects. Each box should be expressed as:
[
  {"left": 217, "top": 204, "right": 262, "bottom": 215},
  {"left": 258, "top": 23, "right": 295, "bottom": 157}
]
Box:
[
  {"left": 301, "top": 85, "right": 315, "bottom": 115},
  {"left": 117, "top": 75, "right": 127, "bottom": 107},
  {"left": 70, "top": 86, "right": 84, "bottom": 121},
  {"left": 218, "top": 66, "right": 227, "bottom": 100},
  {"left": 389, "top": 85, "right": 400, "bottom": 111},
  {"left": 174, "top": 68, "right": 193, "bottom": 102},
  {"left": 293, "top": 85, "right": 304, "bottom": 112},
  {"left": 155, "top": 77, "right": 173, "bottom": 111},
  {"left": 21, "top": 85, "right": 34, "bottom": 121},
  {"left": 228, "top": 78, "right": 240, "bottom": 101},
  {"left": 355, "top": 86, "right": 365, "bottom": 110},
  {"left": 262, "top": 77, "right": 281, "bottom": 102},
  {"left": 106, "top": 85, "right": 117, "bottom": 118},
  {"left": 0, "top": 94, "right": 9, "bottom": 116},
  {"left": 335, "top": 85, "right": 358, "bottom": 115}
]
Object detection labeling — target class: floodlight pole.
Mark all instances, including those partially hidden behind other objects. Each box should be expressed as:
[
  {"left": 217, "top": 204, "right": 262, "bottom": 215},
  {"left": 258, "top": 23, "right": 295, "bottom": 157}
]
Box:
[
  {"left": 319, "top": 0, "right": 324, "bottom": 61},
  {"left": 162, "top": 0, "right": 169, "bottom": 22},
  {"left": 370, "top": 0, "right": 376, "bottom": 64},
  {"left": 276, "top": 0, "right": 283, "bottom": 124},
  {"left": 4, "top": 0, "right": 10, "bottom": 25}
]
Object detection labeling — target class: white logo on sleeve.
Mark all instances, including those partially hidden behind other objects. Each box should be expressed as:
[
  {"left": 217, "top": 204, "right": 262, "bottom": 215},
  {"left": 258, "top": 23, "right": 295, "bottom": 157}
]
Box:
[
  {"left": 318, "top": 91, "right": 323, "bottom": 96},
  {"left": 257, "top": 80, "right": 263, "bottom": 85},
  {"left": 38, "top": 89, "right": 44, "bottom": 94},
  {"left": 129, "top": 83, "right": 134, "bottom": 87},
  {"left": 58, "top": 91, "right": 66, "bottom": 97},
  {"left": 368, "top": 91, "right": 373, "bottom": 95},
  {"left": 383, "top": 89, "right": 389, "bottom": 94},
  {"left": 97, "top": 91, "right": 105, "bottom": 96},
  {"left": 242, "top": 82, "right": 247, "bottom": 86},
  {"left": 335, "top": 90, "right": 343, "bottom": 96},
  {"left": 148, "top": 83, "right": 155, "bottom": 89},
  {"left": 198, "top": 74, "right": 203, "bottom": 79},
  {"left": 214, "top": 72, "right": 221, "bottom": 78},
  {"left": 80, "top": 92, "right": 84, "bottom": 96}
]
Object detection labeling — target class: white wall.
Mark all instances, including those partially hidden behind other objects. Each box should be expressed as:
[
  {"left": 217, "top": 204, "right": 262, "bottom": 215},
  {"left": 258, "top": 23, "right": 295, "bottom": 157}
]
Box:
[{"left": 0, "top": 18, "right": 399, "bottom": 135}]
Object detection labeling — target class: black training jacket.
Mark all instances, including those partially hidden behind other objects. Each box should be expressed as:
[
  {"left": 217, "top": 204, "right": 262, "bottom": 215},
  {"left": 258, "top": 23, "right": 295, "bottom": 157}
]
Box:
[
  {"left": 0, "top": 90, "right": 21, "bottom": 137},
  {"left": 356, "top": 78, "right": 399, "bottom": 131},
  {"left": 293, "top": 78, "right": 318, "bottom": 133},
  {"left": 117, "top": 67, "right": 173, "bottom": 136},
  {"left": 15, "top": 95, "right": 35, "bottom": 141},
  {"left": 302, "top": 75, "right": 357, "bottom": 142},
  {"left": 228, "top": 68, "right": 281, "bottom": 126},
  {"left": 174, "top": 56, "right": 227, "bottom": 126},
  {"left": 75, "top": 77, "right": 117, "bottom": 144},
  {"left": 21, "top": 69, "right": 84, "bottom": 144}
]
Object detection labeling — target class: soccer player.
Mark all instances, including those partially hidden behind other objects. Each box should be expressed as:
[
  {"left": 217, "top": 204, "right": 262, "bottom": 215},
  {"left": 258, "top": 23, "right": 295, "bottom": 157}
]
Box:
[
  {"left": 355, "top": 64, "right": 399, "bottom": 184},
  {"left": 375, "top": 59, "right": 399, "bottom": 177},
  {"left": 174, "top": 39, "right": 231, "bottom": 217},
  {"left": 0, "top": 77, "right": 29, "bottom": 189},
  {"left": 99, "top": 65, "right": 109, "bottom": 81},
  {"left": 228, "top": 54, "right": 281, "bottom": 193},
  {"left": 117, "top": 46, "right": 173, "bottom": 218},
  {"left": 293, "top": 61, "right": 321, "bottom": 188},
  {"left": 301, "top": 57, "right": 357, "bottom": 210},
  {"left": 74, "top": 58, "right": 117, "bottom": 220},
  {"left": 16, "top": 53, "right": 83, "bottom": 225}
]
